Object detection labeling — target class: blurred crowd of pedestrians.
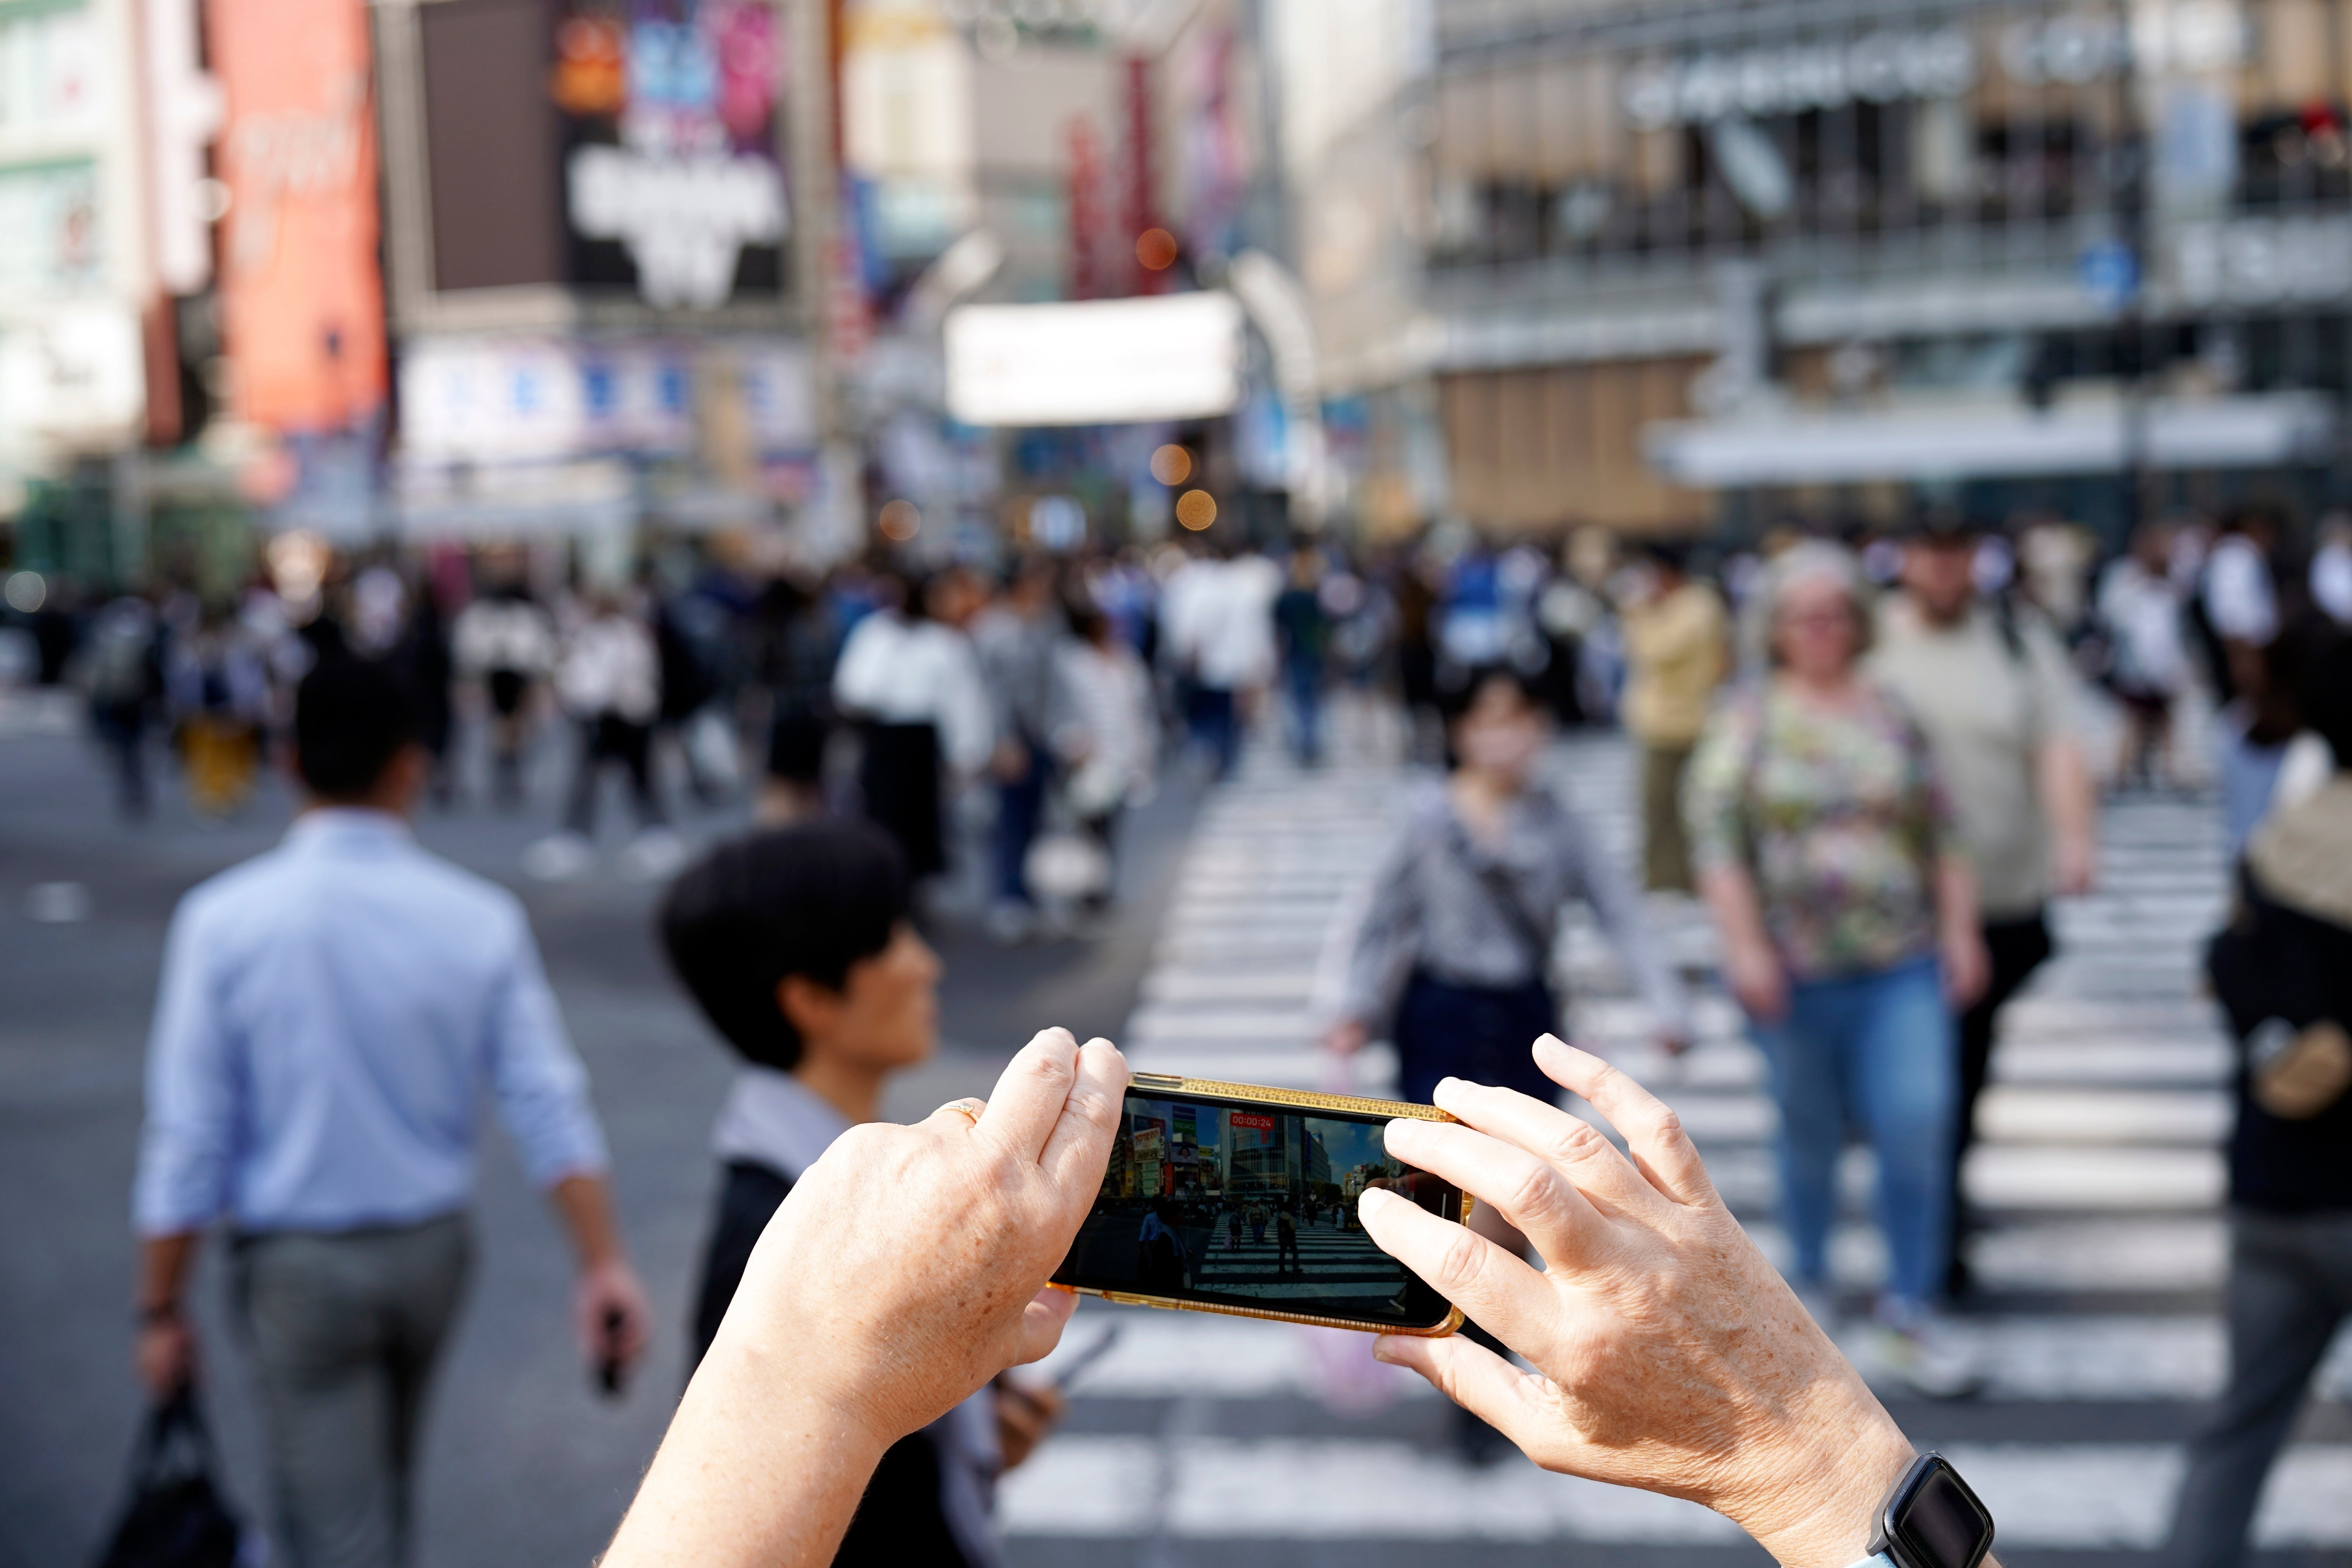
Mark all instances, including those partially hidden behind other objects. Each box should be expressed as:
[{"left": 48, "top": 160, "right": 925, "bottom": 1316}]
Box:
[{"left": 6, "top": 490, "right": 2341, "bottom": 1568}]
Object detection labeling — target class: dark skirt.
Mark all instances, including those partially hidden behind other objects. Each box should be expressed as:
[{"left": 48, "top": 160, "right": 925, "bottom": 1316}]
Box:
[
  {"left": 860, "top": 720, "right": 945, "bottom": 877},
  {"left": 1392, "top": 971, "right": 1560, "bottom": 1106}
]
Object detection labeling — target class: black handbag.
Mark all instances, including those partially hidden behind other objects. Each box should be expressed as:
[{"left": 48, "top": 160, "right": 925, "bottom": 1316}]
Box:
[
  {"left": 2207, "top": 864, "right": 2352, "bottom": 1120},
  {"left": 93, "top": 1387, "right": 249, "bottom": 1568}
]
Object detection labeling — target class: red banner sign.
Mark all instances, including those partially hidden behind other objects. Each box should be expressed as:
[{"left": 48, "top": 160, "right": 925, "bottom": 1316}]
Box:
[
  {"left": 208, "top": 0, "right": 386, "bottom": 432},
  {"left": 1228, "top": 1112, "right": 1274, "bottom": 1131}
]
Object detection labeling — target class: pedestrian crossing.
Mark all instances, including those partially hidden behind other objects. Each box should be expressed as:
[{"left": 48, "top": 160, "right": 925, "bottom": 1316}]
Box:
[{"left": 1002, "top": 712, "right": 2352, "bottom": 1561}]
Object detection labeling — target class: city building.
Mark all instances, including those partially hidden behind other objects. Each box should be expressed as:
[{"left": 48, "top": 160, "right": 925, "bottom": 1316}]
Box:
[
  {"left": 371, "top": 0, "right": 815, "bottom": 561},
  {"left": 1290, "top": 0, "right": 2352, "bottom": 541},
  {"left": 2, "top": 0, "right": 234, "bottom": 588}
]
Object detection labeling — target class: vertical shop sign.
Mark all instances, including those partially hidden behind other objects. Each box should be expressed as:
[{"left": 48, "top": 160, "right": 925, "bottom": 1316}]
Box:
[
  {"left": 555, "top": 0, "right": 788, "bottom": 309},
  {"left": 208, "top": 0, "right": 385, "bottom": 431}
]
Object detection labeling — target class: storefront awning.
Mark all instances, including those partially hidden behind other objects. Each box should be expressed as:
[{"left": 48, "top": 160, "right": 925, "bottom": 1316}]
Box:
[{"left": 1644, "top": 392, "right": 2339, "bottom": 487}]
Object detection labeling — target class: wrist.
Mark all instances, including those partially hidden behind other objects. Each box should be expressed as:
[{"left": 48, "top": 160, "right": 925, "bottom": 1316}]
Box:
[
  {"left": 1721, "top": 1404, "right": 1915, "bottom": 1568},
  {"left": 700, "top": 1323, "right": 897, "bottom": 1471}
]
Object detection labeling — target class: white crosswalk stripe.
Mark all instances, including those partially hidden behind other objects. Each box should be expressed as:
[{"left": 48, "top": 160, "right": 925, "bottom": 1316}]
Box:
[{"left": 1004, "top": 717, "right": 2352, "bottom": 1558}]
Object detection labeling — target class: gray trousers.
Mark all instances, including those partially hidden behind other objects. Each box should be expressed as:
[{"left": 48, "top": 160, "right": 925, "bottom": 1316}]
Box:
[
  {"left": 2159, "top": 1207, "right": 2352, "bottom": 1568},
  {"left": 230, "top": 1214, "right": 472, "bottom": 1568}
]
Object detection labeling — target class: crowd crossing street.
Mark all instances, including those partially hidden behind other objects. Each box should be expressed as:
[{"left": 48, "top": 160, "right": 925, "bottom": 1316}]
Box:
[{"left": 1007, "top": 713, "right": 2352, "bottom": 1568}]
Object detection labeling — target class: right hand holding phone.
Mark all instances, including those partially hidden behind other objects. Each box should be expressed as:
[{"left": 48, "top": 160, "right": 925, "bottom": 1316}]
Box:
[{"left": 1354, "top": 1036, "right": 1915, "bottom": 1568}]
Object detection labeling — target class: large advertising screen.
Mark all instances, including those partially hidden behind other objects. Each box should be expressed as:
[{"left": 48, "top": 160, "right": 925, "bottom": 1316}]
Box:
[{"left": 553, "top": 0, "right": 787, "bottom": 309}]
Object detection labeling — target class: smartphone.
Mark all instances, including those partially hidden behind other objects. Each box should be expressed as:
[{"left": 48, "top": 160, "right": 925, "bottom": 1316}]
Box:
[{"left": 1049, "top": 1073, "right": 1468, "bottom": 1336}]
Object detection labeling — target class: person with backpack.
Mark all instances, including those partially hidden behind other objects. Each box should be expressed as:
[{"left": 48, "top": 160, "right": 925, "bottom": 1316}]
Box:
[
  {"left": 2160, "top": 627, "right": 2352, "bottom": 1568},
  {"left": 1686, "top": 541, "right": 1987, "bottom": 1397},
  {"left": 1868, "top": 512, "right": 2098, "bottom": 1301},
  {"left": 83, "top": 593, "right": 164, "bottom": 819}
]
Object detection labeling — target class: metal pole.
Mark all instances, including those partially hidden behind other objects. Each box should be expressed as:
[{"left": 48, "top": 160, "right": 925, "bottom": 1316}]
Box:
[
  {"left": 791, "top": 0, "right": 859, "bottom": 563},
  {"left": 2113, "top": 0, "right": 2149, "bottom": 542}
]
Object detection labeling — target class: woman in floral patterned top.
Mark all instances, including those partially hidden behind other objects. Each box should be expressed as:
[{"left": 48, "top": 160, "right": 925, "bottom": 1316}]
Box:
[{"left": 1684, "top": 543, "right": 1987, "bottom": 1397}]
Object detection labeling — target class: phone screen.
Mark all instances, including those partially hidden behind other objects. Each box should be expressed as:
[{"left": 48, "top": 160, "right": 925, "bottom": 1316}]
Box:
[{"left": 1049, "top": 1086, "right": 1463, "bottom": 1330}]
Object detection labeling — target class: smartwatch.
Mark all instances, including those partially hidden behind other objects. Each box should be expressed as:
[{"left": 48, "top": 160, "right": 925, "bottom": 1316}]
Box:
[{"left": 1861, "top": 1453, "right": 1995, "bottom": 1568}]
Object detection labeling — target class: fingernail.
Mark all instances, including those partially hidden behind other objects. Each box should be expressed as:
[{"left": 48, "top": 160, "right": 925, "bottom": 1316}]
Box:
[
  {"left": 1383, "top": 1117, "right": 1421, "bottom": 1147},
  {"left": 1371, "top": 1337, "right": 1397, "bottom": 1364},
  {"left": 1358, "top": 1186, "right": 1395, "bottom": 1214}
]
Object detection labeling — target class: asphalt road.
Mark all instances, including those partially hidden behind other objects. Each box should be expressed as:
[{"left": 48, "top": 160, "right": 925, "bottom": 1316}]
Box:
[{"left": 0, "top": 691, "right": 1201, "bottom": 1568}]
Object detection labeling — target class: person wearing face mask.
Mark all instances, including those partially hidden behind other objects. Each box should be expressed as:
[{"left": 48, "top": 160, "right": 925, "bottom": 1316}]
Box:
[
  {"left": 1321, "top": 664, "right": 1693, "bottom": 1459},
  {"left": 1323, "top": 665, "right": 1693, "bottom": 1098},
  {"left": 1686, "top": 542, "right": 1988, "bottom": 1399}
]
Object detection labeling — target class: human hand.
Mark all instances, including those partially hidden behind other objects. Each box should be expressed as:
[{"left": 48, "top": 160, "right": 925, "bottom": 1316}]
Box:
[
  {"left": 711, "top": 1027, "right": 1126, "bottom": 1450},
  {"left": 576, "top": 1259, "right": 654, "bottom": 1389},
  {"left": 994, "top": 1377, "right": 1066, "bottom": 1470},
  {"left": 1942, "top": 927, "right": 1990, "bottom": 1010},
  {"left": 1323, "top": 1020, "right": 1369, "bottom": 1056},
  {"left": 1723, "top": 938, "right": 1789, "bottom": 1023},
  {"left": 1356, "top": 1036, "right": 1915, "bottom": 1568},
  {"left": 2052, "top": 833, "right": 2096, "bottom": 898},
  {"left": 991, "top": 741, "right": 1031, "bottom": 783},
  {"left": 134, "top": 1311, "right": 197, "bottom": 1400}
]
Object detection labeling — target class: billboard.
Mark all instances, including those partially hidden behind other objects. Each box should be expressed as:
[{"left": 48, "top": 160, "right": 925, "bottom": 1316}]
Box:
[
  {"left": 554, "top": 0, "right": 788, "bottom": 309},
  {"left": 944, "top": 292, "right": 1244, "bottom": 427},
  {"left": 208, "top": 0, "right": 385, "bottom": 432}
]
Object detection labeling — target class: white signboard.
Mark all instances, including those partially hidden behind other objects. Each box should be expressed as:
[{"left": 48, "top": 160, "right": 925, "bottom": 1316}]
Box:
[
  {"left": 0, "top": 304, "right": 144, "bottom": 446},
  {"left": 945, "top": 293, "right": 1245, "bottom": 428},
  {"left": 399, "top": 335, "right": 813, "bottom": 461}
]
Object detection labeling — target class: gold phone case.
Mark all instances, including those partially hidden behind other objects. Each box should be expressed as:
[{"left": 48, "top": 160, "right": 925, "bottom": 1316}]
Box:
[{"left": 1051, "top": 1071, "right": 1470, "bottom": 1337}]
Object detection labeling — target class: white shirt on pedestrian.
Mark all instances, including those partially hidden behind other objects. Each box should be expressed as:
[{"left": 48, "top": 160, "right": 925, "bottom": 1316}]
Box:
[
  {"left": 832, "top": 611, "right": 996, "bottom": 775},
  {"left": 557, "top": 612, "right": 660, "bottom": 724}
]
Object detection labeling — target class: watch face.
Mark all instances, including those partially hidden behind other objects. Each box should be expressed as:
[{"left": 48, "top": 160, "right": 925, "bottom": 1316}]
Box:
[{"left": 1897, "top": 1465, "right": 1994, "bottom": 1568}]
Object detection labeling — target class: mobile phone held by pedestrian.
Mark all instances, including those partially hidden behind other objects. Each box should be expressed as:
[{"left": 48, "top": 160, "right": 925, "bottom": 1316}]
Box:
[{"left": 1048, "top": 1073, "right": 1468, "bottom": 1335}]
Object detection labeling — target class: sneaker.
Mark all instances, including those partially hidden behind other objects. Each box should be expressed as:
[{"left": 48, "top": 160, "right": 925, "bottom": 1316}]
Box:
[
  {"left": 622, "top": 828, "right": 690, "bottom": 881},
  {"left": 1857, "top": 1314, "right": 1984, "bottom": 1401},
  {"left": 522, "top": 833, "right": 595, "bottom": 881}
]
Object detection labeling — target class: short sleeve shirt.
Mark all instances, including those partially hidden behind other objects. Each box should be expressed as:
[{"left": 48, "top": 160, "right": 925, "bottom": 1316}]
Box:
[
  {"left": 1867, "top": 601, "right": 2080, "bottom": 919},
  {"left": 1685, "top": 684, "right": 1954, "bottom": 980}
]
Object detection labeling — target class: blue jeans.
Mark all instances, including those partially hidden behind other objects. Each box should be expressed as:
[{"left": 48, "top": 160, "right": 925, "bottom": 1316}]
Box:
[
  {"left": 1284, "top": 658, "right": 1323, "bottom": 765},
  {"left": 1186, "top": 685, "right": 1240, "bottom": 780},
  {"left": 993, "top": 739, "right": 1048, "bottom": 905},
  {"left": 1748, "top": 956, "right": 1955, "bottom": 1310}
]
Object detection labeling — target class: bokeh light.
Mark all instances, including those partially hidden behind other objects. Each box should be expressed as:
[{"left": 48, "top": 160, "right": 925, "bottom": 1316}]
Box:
[
  {"left": 1175, "top": 489, "right": 1218, "bottom": 531},
  {"left": 1149, "top": 444, "right": 1192, "bottom": 486},
  {"left": 1135, "top": 227, "right": 1178, "bottom": 270},
  {"left": 877, "top": 499, "right": 922, "bottom": 541},
  {"left": 3, "top": 571, "right": 45, "bottom": 613}
]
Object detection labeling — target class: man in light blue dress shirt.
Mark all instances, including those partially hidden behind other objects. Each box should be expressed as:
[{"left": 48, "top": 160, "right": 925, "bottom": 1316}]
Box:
[{"left": 131, "top": 655, "right": 653, "bottom": 1568}]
